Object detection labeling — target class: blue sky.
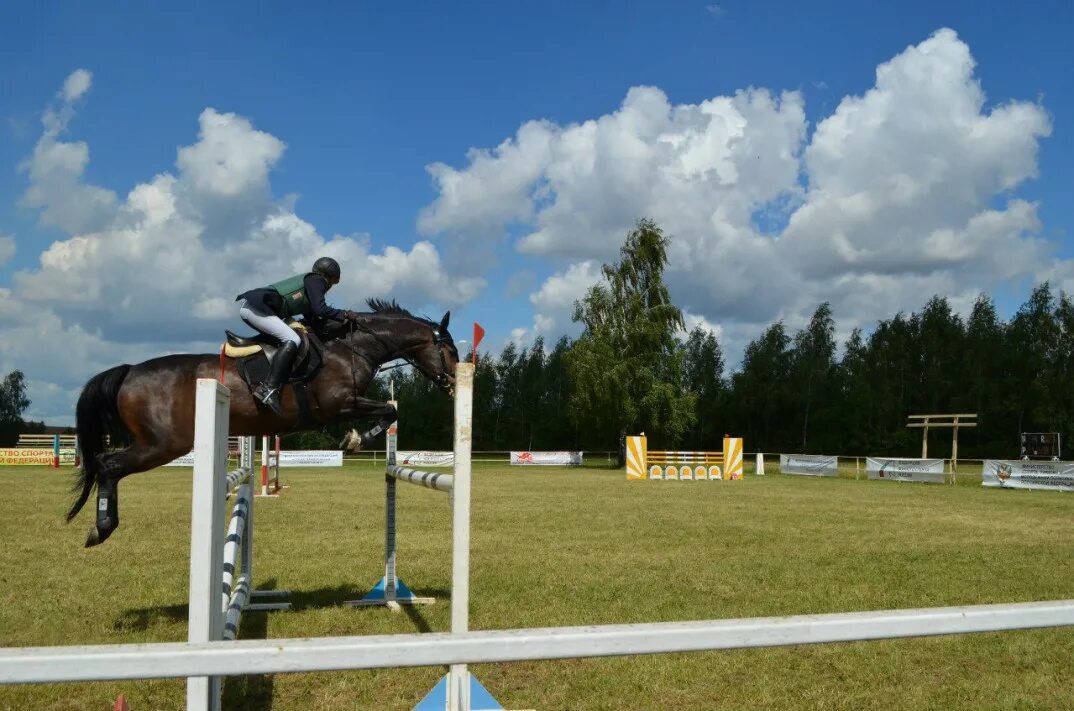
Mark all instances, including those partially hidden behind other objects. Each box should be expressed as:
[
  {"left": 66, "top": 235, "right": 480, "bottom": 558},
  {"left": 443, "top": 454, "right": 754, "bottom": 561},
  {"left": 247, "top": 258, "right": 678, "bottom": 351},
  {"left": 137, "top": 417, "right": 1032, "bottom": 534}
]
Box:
[{"left": 1, "top": 1, "right": 1071, "bottom": 423}]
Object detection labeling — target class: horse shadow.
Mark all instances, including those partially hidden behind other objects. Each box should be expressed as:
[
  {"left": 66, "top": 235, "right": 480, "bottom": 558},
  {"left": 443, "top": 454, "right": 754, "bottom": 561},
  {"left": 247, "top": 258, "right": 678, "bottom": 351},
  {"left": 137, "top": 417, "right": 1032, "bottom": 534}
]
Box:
[
  {"left": 113, "top": 580, "right": 449, "bottom": 708},
  {"left": 113, "top": 579, "right": 450, "bottom": 634}
]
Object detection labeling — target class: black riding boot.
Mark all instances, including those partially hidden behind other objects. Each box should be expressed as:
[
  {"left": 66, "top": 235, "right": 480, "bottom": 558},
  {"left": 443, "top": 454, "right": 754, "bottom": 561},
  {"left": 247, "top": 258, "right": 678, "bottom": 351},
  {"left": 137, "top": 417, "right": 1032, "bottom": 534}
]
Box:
[{"left": 254, "top": 341, "right": 299, "bottom": 415}]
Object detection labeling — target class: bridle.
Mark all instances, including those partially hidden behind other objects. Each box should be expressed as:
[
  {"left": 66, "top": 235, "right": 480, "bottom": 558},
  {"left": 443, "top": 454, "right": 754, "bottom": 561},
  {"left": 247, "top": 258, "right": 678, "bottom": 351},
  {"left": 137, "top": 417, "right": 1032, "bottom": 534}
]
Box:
[{"left": 340, "top": 319, "right": 456, "bottom": 394}]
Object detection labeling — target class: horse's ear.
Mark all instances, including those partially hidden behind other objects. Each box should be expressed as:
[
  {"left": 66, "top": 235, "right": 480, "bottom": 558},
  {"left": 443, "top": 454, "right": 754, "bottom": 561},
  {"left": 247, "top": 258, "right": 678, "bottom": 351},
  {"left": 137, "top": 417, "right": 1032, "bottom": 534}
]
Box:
[{"left": 439, "top": 311, "right": 450, "bottom": 332}]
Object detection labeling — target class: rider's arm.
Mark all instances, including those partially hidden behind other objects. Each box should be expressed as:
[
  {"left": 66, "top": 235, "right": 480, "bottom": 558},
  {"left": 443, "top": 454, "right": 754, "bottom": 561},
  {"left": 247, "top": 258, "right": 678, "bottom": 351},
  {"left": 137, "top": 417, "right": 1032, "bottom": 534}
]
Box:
[{"left": 304, "top": 274, "right": 346, "bottom": 320}]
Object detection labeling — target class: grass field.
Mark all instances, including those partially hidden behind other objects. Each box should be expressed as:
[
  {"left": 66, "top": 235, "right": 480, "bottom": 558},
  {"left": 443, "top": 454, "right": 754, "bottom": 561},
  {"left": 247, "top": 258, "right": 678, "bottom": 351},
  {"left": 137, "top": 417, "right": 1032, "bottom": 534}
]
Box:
[{"left": 2, "top": 460, "right": 1073, "bottom": 710}]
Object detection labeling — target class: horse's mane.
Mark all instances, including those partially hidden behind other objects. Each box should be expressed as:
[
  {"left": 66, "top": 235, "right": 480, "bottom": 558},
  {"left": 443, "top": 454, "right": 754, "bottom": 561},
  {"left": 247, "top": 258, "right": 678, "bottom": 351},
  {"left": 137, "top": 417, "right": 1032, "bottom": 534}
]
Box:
[
  {"left": 366, "top": 298, "right": 416, "bottom": 318},
  {"left": 365, "top": 298, "right": 441, "bottom": 330}
]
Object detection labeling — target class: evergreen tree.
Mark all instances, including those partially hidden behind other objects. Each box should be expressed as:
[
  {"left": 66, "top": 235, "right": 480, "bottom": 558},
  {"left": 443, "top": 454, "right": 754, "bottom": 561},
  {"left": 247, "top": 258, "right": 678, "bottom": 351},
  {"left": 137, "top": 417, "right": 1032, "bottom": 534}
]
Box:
[
  {"left": 682, "top": 326, "right": 725, "bottom": 449},
  {"left": 791, "top": 302, "right": 836, "bottom": 450}
]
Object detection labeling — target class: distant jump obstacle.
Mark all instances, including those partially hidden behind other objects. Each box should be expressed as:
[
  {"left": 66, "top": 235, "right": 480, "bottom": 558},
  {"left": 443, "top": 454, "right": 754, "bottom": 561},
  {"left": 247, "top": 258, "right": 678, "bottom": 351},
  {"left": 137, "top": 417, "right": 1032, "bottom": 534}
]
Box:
[
  {"left": 188, "top": 381, "right": 291, "bottom": 711},
  {"left": 14, "top": 433, "right": 79, "bottom": 467},
  {"left": 626, "top": 434, "right": 743, "bottom": 480},
  {"left": 257, "top": 434, "right": 286, "bottom": 497},
  {"left": 348, "top": 363, "right": 503, "bottom": 711}
]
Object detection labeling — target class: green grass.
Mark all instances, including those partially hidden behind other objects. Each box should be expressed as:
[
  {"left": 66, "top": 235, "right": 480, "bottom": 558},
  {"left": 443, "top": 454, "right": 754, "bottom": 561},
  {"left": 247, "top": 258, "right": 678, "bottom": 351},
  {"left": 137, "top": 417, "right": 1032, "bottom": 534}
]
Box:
[{"left": 1, "top": 461, "right": 1073, "bottom": 710}]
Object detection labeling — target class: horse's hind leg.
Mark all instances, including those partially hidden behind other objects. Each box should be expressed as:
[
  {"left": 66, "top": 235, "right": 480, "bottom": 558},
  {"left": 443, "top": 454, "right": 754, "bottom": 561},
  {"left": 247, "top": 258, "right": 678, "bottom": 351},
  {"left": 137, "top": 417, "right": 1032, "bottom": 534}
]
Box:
[{"left": 85, "top": 442, "right": 184, "bottom": 548}]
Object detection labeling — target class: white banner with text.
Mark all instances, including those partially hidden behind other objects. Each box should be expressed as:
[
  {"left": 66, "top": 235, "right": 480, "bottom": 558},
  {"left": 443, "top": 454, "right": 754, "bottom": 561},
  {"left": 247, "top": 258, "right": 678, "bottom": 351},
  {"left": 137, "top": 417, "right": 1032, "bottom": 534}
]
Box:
[
  {"left": 510, "top": 451, "right": 584, "bottom": 466},
  {"left": 397, "top": 451, "right": 454, "bottom": 467},
  {"left": 866, "top": 457, "right": 945, "bottom": 483},
  {"left": 982, "top": 460, "right": 1074, "bottom": 492},
  {"left": 779, "top": 454, "right": 839, "bottom": 477}
]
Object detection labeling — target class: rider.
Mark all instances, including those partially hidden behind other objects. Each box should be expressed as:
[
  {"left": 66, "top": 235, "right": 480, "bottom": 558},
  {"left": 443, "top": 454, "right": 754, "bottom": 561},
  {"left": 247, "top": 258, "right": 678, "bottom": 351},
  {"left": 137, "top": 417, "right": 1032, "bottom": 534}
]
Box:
[{"left": 236, "top": 257, "right": 358, "bottom": 414}]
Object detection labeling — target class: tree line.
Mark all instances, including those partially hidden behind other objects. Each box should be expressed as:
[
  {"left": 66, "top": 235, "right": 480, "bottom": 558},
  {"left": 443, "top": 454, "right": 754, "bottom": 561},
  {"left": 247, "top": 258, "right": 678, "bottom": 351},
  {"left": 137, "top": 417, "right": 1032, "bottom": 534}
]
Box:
[
  {"left": 5, "top": 219, "right": 1072, "bottom": 460},
  {"left": 379, "top": 220, "right": 1074, "bottom": 461}
]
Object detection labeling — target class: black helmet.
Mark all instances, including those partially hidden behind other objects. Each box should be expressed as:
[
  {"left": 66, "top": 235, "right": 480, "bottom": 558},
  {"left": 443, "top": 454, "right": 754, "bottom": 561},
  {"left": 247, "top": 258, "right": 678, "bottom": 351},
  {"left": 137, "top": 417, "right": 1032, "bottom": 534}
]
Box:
[{"left": 312, "top": 257, "right": 341, "bottom": 282}]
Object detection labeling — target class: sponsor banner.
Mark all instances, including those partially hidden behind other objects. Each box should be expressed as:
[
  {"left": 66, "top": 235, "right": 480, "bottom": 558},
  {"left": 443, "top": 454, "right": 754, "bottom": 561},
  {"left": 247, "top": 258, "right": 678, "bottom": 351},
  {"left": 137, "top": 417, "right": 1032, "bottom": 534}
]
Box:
[
  {"left": 0, "top": 448, "right": 55, "bottom": 465},
  {"left": 866, "top": 457, "right": 945, "bottom": 483},
  {"left": 277, "top": 450, "right": 343, "bottom": 467},
  {"left": 166, "top": 450, "right": 344, "bottom": 467},
  {"left": 983, "top": 460, "right": 1074, "bottom": 492},
  {"left": 510, "top": 451, "right": 584, "bottom": 466},
  {"left": 779, "top": 454, "right": 839, "bottom": 477},
  {"left": 0, "top": 448, "right": 78, "bottom": 465},
  {"left": 165, "top": 452, "right": 196, "bottom": 467},
  {"left": 397, "top": 450, "right": 454, "bottom": 467}
]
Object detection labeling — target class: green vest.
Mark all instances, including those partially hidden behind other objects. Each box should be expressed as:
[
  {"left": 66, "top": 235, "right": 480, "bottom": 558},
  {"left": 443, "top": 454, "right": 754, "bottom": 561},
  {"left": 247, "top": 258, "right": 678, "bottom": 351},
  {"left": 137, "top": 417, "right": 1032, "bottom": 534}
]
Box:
[{"left": 268, "top": 272, "right": 314, "bottom": 319}]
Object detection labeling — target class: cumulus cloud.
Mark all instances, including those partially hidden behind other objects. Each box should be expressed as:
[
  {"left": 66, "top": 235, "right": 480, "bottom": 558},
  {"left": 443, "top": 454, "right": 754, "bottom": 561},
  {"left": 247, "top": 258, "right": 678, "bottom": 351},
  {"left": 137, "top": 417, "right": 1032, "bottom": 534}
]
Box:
[
  {"left": 528, "top": 260, "right": 601, "bottom": 336},
  {"left": 419, "top": 28, "right": 1057, "bottom": 358},
  {"left": 4, "top": 72, "right": 483, "bottom": 423}
]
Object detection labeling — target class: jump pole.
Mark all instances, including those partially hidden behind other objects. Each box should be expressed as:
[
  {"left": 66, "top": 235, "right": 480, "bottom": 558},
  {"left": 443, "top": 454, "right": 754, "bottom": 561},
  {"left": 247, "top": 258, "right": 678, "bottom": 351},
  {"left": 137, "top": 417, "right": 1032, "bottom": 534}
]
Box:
[{"left": 347, "top": 363, "right": 500, "bottom": 711}]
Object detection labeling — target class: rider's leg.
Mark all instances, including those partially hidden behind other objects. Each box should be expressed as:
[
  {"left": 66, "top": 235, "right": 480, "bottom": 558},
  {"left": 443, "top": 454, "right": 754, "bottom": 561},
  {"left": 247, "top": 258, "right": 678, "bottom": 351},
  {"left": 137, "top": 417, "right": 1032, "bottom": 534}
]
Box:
[{"left": 238, "top": 300, "right": 301, "bottom": 414}]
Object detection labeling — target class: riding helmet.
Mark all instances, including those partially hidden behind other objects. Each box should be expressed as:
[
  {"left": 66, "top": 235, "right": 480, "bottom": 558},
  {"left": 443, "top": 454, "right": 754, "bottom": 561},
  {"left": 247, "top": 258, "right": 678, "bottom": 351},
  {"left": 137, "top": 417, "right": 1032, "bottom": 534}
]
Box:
[{"left": 312, "top": 256, "right": 341, "bottom": 282}]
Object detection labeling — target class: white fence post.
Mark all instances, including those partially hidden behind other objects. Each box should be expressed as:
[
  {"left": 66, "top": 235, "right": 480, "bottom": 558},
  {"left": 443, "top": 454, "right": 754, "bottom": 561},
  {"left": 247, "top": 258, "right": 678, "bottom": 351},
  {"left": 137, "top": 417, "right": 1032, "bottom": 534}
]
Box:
[
  {"left": 187, "top": 380, "right": 229, "bottom": 711},
  {"left": 449, "top": 363, "right": 474, "bottom": 711},
  {"left": 755, "top": 452, "right": 765, "bottom": 476}
]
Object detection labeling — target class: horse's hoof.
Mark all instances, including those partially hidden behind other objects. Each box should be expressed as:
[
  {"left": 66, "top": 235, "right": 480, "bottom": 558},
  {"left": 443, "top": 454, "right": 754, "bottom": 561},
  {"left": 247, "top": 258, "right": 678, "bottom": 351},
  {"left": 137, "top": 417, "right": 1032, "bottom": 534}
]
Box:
[
  {"left": 85, "top": 525, "right": 113, "bottom": 547},
  {"left": 339, "top": 429, "right": 363, "bottom": 453}
]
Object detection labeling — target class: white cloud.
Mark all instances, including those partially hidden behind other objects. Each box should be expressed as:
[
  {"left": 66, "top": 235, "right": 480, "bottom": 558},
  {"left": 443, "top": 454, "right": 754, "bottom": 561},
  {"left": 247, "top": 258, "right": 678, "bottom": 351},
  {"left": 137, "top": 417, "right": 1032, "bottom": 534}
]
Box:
[
  {"left": 176, "top": 109, "right": 285, "bottom": 199},
  {"left": 0, "top": 234, "right": 14, "bottom": 265},
  {"left": 420, "top": 28, "right": 1058, "bottom": 359},
  {"left": 528, "top": 260, "right": 601, "bottom": 336},
  {"left": 61, "top": 69, "right": 92, "bottom": 103},
  {"left": 4, "top": 73, "right": 484, "bottom": 423},
  {"left": 20, "top": 70, "right": 117, "bottom": 234},
  {"left": 681, "top": 312, "right": 723, "bottom": 341}
]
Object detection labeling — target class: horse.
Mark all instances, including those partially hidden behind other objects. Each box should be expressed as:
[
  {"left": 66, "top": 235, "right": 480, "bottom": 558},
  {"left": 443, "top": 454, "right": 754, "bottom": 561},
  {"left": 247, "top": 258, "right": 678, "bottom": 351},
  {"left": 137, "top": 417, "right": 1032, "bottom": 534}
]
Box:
[{"left": 67, "top": 299, "right": 460, "bottom": 547}]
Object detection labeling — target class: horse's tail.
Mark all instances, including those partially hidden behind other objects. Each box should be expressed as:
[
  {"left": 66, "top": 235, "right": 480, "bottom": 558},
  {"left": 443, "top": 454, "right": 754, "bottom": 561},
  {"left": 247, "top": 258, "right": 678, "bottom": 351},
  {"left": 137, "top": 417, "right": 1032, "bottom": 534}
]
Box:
[{"left": 68, "top": 364, "right": 131, "bottom": 522}]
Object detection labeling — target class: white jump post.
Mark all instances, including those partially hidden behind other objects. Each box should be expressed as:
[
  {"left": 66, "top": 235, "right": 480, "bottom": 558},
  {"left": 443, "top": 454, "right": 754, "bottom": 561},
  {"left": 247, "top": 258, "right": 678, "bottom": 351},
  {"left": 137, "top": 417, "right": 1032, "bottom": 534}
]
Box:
[
  {"left": 258, "top": 434, "right": 284, "bottom": 497},
  {"left": 188, "top": 380, "right": 291, "bottom": 711},
  {"left": 348, "top": 363, "right": 498, "bottom": 711}
]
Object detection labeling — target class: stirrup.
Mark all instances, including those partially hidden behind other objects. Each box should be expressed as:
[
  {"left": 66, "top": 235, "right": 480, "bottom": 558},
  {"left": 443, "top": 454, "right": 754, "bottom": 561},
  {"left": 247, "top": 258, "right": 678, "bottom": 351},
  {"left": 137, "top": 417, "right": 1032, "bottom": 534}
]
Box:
[{"left": 254, "top": 384, "right": 283, "bottom": 415}]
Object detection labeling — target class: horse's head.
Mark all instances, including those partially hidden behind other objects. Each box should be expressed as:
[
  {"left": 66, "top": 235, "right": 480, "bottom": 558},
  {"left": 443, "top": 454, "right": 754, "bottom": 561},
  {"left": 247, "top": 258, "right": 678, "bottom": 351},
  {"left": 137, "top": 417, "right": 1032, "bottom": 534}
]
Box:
[
  {"left": 362, "top": 299, "right": 460, "bottom": 396},
  {"left": 414, "top": 311, "right": 460, "bottom": 396}
]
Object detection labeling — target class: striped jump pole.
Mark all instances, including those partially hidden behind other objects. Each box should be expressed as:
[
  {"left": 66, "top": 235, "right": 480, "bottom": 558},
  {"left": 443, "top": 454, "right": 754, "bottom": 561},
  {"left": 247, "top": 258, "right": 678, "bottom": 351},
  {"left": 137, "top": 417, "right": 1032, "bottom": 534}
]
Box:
[
  {"left": 188, "top": 382, "right": 291, "bottom": 711},
  {"left": 347, "top": 363, "right": 500, "bottom": 711}
]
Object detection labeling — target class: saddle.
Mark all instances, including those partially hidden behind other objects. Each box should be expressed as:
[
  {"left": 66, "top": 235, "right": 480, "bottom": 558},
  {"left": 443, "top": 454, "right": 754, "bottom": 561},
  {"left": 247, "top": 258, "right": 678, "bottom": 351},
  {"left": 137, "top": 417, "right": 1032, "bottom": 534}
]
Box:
[{"left": 221, "top": 324, "right": 325, "bottom": 389}]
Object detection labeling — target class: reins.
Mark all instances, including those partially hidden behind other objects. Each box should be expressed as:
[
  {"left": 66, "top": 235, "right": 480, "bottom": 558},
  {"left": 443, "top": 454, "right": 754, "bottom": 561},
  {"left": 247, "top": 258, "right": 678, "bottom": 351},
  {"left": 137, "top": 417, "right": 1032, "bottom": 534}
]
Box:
[{"left": 337, "top": 318, "right": 454, "bottom": 399}]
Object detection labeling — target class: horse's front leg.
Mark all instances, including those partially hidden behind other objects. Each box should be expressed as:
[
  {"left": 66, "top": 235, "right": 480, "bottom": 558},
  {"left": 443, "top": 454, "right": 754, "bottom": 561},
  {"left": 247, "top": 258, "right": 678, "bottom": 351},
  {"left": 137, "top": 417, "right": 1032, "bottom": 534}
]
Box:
[{"left": 338, "top": 397, "right": 398, "bottom": 453}]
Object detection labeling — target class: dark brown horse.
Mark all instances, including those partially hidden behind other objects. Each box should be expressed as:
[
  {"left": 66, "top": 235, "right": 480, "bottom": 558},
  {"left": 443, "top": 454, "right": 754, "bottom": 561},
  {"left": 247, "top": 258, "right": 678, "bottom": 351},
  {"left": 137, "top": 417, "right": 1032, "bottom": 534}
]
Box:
[{"left": 68, "top": 299, "right": 459, "bottom": 547}]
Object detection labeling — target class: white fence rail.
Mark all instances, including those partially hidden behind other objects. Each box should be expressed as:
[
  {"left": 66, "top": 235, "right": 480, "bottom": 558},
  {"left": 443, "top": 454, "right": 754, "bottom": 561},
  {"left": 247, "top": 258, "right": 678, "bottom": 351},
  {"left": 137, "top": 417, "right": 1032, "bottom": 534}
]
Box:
[{"left": 4, "top": 599, "right": 1074, "bottom": 685}]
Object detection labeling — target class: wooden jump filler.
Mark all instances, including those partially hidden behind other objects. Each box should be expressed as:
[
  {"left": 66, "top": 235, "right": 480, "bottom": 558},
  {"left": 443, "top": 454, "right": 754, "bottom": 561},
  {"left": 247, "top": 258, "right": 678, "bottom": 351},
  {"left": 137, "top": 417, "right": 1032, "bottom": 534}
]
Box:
[{"left": 906, "top": 413, "right": 977, "bottom": 472}]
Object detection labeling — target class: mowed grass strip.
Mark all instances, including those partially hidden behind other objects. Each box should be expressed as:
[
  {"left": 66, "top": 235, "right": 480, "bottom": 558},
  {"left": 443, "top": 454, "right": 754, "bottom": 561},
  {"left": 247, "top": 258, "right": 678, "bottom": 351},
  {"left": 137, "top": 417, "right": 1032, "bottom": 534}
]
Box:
[{"left": 1, "top": 461, "right": 1072, "bottom": 710}]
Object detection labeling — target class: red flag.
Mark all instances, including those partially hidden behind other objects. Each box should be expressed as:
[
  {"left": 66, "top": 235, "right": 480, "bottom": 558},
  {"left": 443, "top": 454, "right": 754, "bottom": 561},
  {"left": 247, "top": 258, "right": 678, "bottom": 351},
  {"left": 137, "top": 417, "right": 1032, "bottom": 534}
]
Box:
[{"left": 472, "top": 322, "right": 485, "bottom": 364}]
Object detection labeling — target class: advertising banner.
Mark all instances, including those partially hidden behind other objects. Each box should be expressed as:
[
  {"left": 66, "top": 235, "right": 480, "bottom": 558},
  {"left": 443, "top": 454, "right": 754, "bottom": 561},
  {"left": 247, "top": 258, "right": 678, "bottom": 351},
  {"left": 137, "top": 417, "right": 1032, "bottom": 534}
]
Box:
[
  {"left": 779, "top": 454, "right": 839, "bottom": 477},
  {"left": 397, "top": 451, "right": 454, "bottom": 467},
  {"left": 0, "top": 448, "right": 78, "bottom": 466},
  {"left": 510, "top": 451, "right": 584, "bottom": 466},
  {"left": 0, "top": 448, "right": 54, "bottom": 465},
  {"left": 277, "top": 450, "right": 343, "bottom": 467},
  {"left": 164, "top": 452, "right": 196, "bottom": 467},
  {"left": 866, "top": 457, "right": 945, "bottom": 483},
  {"left": 982, "top": 460, "right": 1074, "bottom": 492}
]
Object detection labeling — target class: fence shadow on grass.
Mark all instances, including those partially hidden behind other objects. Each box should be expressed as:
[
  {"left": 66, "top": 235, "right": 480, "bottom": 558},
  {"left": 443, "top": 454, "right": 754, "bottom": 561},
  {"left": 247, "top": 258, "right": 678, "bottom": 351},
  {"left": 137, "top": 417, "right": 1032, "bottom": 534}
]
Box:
[
  {"left": 113, "top": 603, "right": 187, "bottom": 632},
  {"left": 113, "top": 579, "right": 447, "bottom": 634},
  {"left": 222, "top": 600, "right": 274, "bottom": 710}
]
